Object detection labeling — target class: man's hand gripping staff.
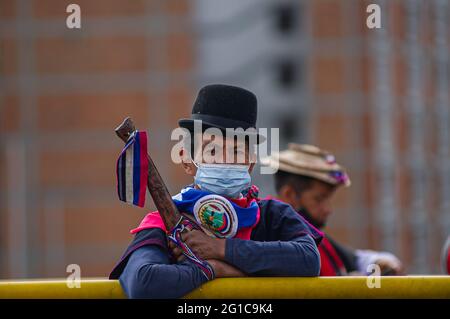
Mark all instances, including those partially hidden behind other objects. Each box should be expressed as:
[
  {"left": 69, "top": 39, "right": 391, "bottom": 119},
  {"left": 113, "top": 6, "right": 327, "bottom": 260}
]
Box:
[{"left": 114, "top": 117, "right": 216, "bottom": 280}]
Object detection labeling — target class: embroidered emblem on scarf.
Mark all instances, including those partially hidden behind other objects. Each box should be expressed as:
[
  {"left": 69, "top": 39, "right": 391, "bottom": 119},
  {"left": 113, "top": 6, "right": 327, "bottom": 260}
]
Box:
[{"left": 193, "top": 194, "right": 238, "bottom": 238}]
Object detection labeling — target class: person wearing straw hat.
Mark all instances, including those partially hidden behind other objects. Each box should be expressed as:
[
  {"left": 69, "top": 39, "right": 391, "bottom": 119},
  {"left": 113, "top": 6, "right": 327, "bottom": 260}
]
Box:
[{"left": 262, "top": 143, "right": 404, "bottom": 276}]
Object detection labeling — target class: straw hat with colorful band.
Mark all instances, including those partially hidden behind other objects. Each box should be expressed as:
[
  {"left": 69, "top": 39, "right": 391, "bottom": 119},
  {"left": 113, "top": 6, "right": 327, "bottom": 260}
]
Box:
[{"left": 261, "top": 143, "right": 351, "bottom": 187}]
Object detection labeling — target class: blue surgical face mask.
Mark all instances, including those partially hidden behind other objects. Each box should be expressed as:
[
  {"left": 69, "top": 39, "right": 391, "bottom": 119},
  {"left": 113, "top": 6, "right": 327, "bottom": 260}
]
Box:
[{"left": 193, "top": 163, "right": 251, "bottom": 198}]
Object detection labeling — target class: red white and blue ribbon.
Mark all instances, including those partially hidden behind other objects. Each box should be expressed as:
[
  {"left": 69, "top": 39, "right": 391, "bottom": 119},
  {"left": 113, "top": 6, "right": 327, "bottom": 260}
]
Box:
[
  {"left": 167, "top": 217, "right": 215, "bottom": 281},
  {"left": 116, "top": 130, "right": 148, "bottom": 208}
]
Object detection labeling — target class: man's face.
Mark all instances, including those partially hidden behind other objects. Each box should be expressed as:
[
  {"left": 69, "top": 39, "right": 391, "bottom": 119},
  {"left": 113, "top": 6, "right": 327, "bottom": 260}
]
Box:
[{"left": 293, "top": 180, "right": 337, "bottom": 229}]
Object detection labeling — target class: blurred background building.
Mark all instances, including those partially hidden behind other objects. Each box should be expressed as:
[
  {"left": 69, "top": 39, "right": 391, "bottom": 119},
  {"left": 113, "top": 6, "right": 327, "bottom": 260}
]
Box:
[{"left": 0, "top": 0, "right": 449, "bottom": 278}]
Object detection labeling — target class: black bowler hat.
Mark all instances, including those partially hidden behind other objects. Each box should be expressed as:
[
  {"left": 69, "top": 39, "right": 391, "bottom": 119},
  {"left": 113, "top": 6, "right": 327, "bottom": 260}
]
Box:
[{"left": 178, "top": 84, "right": 264, "bottom": 143}]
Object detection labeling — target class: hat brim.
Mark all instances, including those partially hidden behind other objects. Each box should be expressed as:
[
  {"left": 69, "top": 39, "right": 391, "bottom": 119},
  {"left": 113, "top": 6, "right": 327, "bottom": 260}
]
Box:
[
  {"left": 178, "top": 118, "right": 266, "bottom": 144},
  {"left": 261, "top": 155, "right": 351, "bottom": 187}
]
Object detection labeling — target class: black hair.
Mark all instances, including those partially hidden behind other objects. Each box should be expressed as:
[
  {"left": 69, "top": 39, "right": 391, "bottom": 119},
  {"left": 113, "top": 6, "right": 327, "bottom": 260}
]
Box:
[{"left": 274, "top": 170, "right": 315, "bottom": 195}]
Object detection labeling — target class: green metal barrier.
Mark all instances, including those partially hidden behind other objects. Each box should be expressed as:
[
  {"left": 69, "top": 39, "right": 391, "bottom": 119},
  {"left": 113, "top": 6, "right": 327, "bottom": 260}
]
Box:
[{"left": 0, "top": 276, "right": 449, "bottom": 299}]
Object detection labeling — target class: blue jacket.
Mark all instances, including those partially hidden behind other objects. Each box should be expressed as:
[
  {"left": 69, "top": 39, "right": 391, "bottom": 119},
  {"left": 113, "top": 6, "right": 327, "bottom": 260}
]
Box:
[{"left": 109, "top": 199, "right": 322, "bottom": 299}]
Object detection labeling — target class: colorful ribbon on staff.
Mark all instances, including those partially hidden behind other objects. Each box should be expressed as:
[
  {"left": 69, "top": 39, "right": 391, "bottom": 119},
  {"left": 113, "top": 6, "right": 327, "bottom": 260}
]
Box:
[
  {"left": 116, "top": 130, "right": 148, "bottom": 208},
  {"left": 167, "top": 217, "right": 215, "bottom": 281}
]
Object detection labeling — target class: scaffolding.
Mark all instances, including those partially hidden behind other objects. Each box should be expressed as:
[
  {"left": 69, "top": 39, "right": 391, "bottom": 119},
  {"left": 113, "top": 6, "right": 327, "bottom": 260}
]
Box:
[
  {"left": 371, "top": 0, "right": 399, "bottom": 257},
  {"left": 406, "top": 0, "right": 428, "bottom": 274},
  {"left": 433, "top": 0, "right": 450, "bottom": 260}
]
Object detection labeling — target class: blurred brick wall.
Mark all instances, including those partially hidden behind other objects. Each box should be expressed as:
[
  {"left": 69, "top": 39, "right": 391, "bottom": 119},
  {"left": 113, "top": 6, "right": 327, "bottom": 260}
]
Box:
[
  {"left": 0, "top": 0, "right": 448, "bottom": 278},
  {"left": 0, "top": 0, "right": 196, "bottom": 278},
  {"left": 308, "top": 0, "right": 373, "bottom": 256},
  {"left": 308, "top": 0, "right": 449, "bottom": 274}
]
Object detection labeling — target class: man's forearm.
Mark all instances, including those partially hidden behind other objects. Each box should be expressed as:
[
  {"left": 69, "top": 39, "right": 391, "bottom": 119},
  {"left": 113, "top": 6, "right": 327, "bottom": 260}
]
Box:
[
  {"left": 120, "top": 245, "right": 208, "bottom": 299},
  {"left": 125, "top": 262, "right": 207, "bottom": 298},
  {"left": 224, "top": 235, "right": 320, "bottom": 276}
]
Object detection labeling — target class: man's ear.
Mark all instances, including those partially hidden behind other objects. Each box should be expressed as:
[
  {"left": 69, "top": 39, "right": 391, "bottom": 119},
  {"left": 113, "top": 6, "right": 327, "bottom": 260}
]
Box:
[
  {"left": 278, "top": 184, "right": 298, "bottom": 208},
  {"left": 180, "top": 148, "right": 197, "bottom": 176}
]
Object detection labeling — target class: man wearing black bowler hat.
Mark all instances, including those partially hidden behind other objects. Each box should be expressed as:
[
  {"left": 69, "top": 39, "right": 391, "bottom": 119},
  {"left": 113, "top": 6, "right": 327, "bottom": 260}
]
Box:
[{"left": 110, "top": 84, "right": 323, "bottom": 298}]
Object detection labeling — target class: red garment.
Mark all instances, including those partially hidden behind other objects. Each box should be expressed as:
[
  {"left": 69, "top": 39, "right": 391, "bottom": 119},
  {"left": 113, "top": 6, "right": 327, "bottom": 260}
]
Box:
[
  {"left": 318, "top": 236, "right": 347, "bottom": 276},
  {"left": 446, "top": 250, "right": 450, "bottom": 275},
  {"left": 263, "top": 195, "right": 345, "bottom": 276}
]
